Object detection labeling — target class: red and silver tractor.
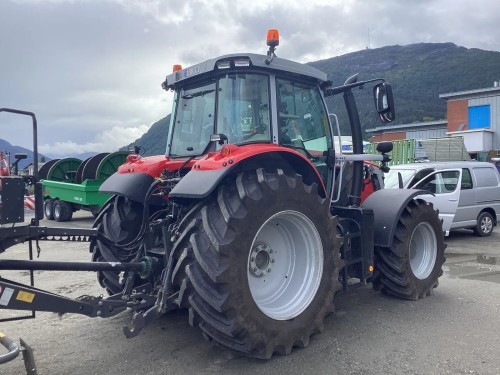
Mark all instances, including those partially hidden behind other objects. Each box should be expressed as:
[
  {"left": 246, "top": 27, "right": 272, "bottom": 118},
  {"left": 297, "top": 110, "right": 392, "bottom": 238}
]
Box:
[{"left": 0, "top": 29, "right": 445, "bottom": 360}]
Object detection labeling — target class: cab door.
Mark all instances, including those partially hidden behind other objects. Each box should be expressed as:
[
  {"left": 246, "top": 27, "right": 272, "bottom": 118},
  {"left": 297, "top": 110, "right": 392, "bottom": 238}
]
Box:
[
  {"left": 412, "top": 169, "right": 462, "bottom": 235},
  {"left": 275, "top": 78, "right": 333, "bottom": 190}
]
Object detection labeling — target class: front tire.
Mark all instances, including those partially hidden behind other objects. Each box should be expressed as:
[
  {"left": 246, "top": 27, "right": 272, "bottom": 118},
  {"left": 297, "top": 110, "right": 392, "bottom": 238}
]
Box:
[
  {"left": 172, "top": 169, "right": 342, "bottom": 359},
  {"left": 473, "top": 211, "right": 494, "bottom": 237},
  {"left": 372, "top": 199, "right": 446, "bottom": 300}
]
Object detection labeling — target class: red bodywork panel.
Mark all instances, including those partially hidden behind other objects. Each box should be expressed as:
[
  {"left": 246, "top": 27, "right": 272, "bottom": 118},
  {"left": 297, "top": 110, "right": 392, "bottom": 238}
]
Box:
[
  {"left": 360, "top": 161, "right": 384, "bottom": 203},
  {"left": 117, "top": 154, "right": 189, "bottom": 176},
  {"left": 115, "top": 145, "right": 383, "bottom": 204},
  {"left": 116, "top": 144, "right": 327, "bottom": 193}
]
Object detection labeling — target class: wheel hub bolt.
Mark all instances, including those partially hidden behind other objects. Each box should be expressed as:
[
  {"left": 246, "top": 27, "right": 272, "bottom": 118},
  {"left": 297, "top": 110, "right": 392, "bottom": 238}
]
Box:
[{"left": 249, "top": 244, "right": 274, "bottom": 277}]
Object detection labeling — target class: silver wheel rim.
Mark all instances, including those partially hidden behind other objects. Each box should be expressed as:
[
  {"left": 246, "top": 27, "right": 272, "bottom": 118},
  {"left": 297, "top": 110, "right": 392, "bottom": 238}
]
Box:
[
  {"left": 247, "top": 210, "right": 323, "bottom": 320},
  {"left": 480, "top": 215, "right": 493, "bottom": 234},
  {"left": 45, "top": 202, "right": 51, "bottom": 216},
  {"left": 409, "top": 222, "right": 437, "bottom": 280}
]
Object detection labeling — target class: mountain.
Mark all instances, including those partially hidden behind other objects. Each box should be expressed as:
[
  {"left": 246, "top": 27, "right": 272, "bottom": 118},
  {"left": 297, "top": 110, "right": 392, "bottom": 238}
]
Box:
[
  {"left": 123, "top": 115, "right": 171, "bottom": 156},
  {"left": 309, "top": 42, "right": 500, "bottom": 134},
  {"left": 0, "top": 138, "right": 51, "bottom": 170}
]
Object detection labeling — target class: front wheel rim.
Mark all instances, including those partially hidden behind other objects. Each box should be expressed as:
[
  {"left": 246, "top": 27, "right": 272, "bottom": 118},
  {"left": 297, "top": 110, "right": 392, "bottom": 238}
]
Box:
[
  {"left": 409, "top": 222, "right": 437, "bottom": 280},
  {"left": 247, "top": 210, "right": 323, "bottom": 320},
  {"left": 481, "top": 216, "right": 493, "bottom": 234},
  {"left": 54, "top": 203, "right": 60, "bottom": 218},
  {"left": 45, "top": 202, "right": 51, "bottom": 216}
]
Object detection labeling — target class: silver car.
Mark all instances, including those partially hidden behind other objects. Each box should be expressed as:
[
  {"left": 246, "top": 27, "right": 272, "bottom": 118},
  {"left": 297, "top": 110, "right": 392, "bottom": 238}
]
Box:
[{"left": 384, "top": 161, "right": 500, "bottom": 236}]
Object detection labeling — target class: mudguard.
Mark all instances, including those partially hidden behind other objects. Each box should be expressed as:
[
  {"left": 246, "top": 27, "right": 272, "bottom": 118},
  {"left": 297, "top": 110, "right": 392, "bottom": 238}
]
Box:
[
  {"left": 99, "top": 172, "right": 154, "bottom": 203},
  {"left": 361, "top": 188, "right": 430, "bottom": 248},
  {"left": 169, "top": 150, "right": 325, "bottom": 200},
  {"left": 169, "top": 167, "right": 234, "bottom": 199}
]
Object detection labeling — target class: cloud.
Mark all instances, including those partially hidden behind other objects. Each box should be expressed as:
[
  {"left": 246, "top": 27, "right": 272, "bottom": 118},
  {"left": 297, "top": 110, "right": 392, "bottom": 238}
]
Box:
[
  {"left": 115, "top": 0, "right": 195, "bottom": 25},
  {"left": 39, "top": 123, "right": 151, "bottom": 155}
]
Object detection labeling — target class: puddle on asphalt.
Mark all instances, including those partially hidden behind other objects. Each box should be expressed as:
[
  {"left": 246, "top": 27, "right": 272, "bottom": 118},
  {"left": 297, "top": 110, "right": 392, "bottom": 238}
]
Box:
[{"left": 444, "top": 254, "right": 500, "bottom": 284}]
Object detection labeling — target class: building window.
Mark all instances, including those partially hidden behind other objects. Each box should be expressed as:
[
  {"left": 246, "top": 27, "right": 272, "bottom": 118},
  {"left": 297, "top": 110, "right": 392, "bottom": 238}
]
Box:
[{"left": 468, "top": 105, "right": 490, "bottom": 129}]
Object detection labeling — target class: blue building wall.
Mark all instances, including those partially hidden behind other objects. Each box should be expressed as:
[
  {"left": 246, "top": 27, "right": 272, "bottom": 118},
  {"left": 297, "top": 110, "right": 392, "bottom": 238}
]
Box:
[
  {"left": 468, "top": 105, "right": 490, "bottom": 129},
  {"left": 469, "top": 95, "right": 500, "bottom": 149}
]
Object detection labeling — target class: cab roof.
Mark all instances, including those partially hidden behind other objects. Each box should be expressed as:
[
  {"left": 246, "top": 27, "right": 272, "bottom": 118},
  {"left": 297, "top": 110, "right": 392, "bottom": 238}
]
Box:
[{"left": 163, "top": 53, "right": 328, "bottom": 89}]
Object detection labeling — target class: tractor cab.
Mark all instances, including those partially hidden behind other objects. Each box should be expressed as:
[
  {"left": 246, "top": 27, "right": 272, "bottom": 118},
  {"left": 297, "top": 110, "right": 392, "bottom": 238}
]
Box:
[
  {"left": 165, "top": 68, "right": 331, "bottom": 151},
  {"left": 162, "top": 41, "right": 343, "bottom": 201},
  {"left": 161, "top": 30, "right": 393, "bottom": 204}
]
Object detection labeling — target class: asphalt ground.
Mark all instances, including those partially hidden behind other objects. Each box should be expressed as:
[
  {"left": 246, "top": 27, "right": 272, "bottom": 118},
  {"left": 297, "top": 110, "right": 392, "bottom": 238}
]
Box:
[{"left": 0, "top": 210, "right": 499, "bottom": 375}]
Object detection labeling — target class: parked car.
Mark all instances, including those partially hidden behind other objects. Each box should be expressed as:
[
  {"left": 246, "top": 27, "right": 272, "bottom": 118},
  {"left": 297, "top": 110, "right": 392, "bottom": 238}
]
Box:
[{"left": 384, "top": 161, "right": 500, "bottom": 236}]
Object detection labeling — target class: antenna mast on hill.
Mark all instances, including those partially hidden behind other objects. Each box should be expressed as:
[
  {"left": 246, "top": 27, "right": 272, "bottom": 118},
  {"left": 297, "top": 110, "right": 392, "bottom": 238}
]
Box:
[{"left": 366, "top": 27, "right": 371, "bottom": 49}]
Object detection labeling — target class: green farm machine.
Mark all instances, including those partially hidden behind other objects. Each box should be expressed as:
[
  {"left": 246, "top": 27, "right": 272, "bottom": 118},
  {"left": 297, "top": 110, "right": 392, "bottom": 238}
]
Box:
[
  {"left": 0, "top": 29, "right": 446, "bottom": 366},
  {"left": 40, "top": 151, "right": 129, "bottom": 221}
]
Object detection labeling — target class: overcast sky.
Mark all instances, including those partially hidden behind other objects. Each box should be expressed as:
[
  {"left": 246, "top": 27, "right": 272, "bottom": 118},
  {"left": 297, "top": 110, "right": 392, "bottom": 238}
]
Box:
[{"left": 1, "top": 0, "right": 500, "bottom": 156}]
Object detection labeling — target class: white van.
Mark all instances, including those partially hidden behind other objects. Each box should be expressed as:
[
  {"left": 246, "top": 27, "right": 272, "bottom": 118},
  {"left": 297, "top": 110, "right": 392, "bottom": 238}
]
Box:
[{"left": 384, "top": 161, "right": 500, "bottom": 236}]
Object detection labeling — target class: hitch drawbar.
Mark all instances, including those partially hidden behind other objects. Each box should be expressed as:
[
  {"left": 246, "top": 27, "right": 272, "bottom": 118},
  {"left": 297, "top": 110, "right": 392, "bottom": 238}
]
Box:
[
  {"left": 0, "top": 258, "right": 158, "bottom": 318},
  {"left": 0, "top": 259, "right": 145, "bottom": 273},
  {"left": 0, "top": 256, "right": 159, "bottom": 278}
]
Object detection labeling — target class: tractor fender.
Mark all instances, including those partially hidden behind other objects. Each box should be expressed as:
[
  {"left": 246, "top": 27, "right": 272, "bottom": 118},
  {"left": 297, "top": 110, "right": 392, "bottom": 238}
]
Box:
[
  {"left": 361, "top": 188, "right": 430, "bottom": 248},
  {"left": 99, "top": 172, "right": 155, "bottom": 203},
  {"left": 169, "top": 150, "right": 326, "bottom": 199},
  {"left": 169, "top": 167, "right": 235, "bottom": 199}
]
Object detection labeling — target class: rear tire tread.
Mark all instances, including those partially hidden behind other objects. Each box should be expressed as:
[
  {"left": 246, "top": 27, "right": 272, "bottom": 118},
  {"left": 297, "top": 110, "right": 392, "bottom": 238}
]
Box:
[{"left": 170, "top": 169, "right": 342, "bottom": 359}]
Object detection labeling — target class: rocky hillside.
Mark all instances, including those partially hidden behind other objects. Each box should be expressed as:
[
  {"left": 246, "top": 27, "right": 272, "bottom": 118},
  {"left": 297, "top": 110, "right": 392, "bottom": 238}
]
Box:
[{"left": 310, "top": 42, "right": 500, "bottom": 133}]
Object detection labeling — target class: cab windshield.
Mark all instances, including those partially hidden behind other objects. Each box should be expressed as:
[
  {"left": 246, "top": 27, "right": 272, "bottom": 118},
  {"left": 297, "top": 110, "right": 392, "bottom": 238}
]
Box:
[{"left": 169, "top": 74, "right": 271, "bottom": 157}]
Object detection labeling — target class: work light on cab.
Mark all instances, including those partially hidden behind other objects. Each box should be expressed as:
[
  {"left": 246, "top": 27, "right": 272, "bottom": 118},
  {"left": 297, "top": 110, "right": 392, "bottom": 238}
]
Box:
[
  {"left": 265, "top": 28, "right": 279, "bottom": 64},
  {"left": 266, "top": 28, "right": 279, "bottom": 47}
]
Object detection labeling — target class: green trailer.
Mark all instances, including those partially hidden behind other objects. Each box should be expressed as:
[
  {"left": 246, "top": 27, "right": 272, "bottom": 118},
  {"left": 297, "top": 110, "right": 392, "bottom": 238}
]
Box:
[{"left": 41, "top": 151, "right": 129, "bottom": 221}]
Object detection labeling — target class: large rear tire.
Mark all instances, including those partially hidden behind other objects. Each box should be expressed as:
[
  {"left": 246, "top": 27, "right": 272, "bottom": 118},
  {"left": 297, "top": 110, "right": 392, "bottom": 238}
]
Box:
[
  {"left": 90, "top": 195, "right": 144, "bottom": 295},
  {"left": 171, "top": 169, "right": 342, "bottom": 359},
  {"left": 372, "top": 199, "right": 446, "bottom": 300}
]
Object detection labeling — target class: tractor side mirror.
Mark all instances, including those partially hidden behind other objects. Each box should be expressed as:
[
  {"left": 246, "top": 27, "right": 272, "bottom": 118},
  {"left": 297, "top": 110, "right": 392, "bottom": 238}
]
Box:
[
  {"left": 376, "top": 141, "right": 393, "bottom": 154},
  {"left": 373, "top": 82, "right": 395, "bottom": 123}
]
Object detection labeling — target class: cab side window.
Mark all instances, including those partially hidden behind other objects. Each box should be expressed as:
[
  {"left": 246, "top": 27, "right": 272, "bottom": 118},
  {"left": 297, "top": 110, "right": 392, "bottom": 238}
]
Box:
[{"left": 275, "top": 78, "right": 331, "bottom": 155}]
